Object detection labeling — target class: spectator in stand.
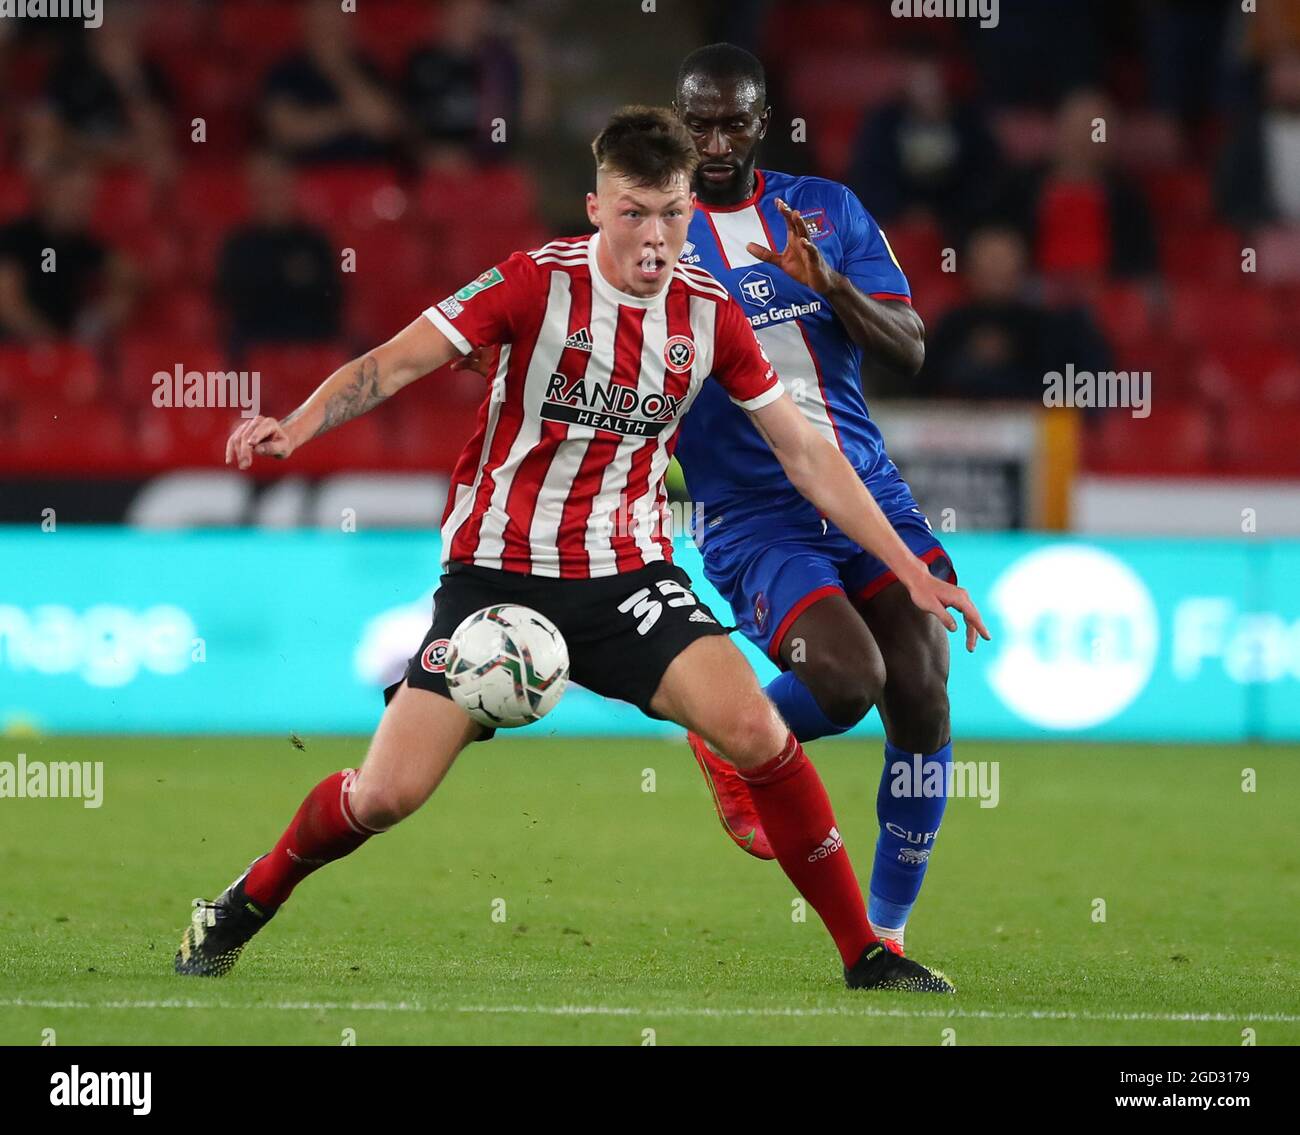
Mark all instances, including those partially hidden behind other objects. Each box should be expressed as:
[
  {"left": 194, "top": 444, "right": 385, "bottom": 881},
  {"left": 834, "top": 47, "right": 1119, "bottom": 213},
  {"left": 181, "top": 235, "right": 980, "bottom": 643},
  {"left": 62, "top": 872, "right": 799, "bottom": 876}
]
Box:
[
  {"left": 43, "top": 6, "right": 175, "bottom": 179},
  {"left": 0, "top": 159, "right": 137, "bottom": 341},
  {"left": 846, "top": 48, "right": 999, "bottom": 243},
  {"left": 216, "top": 153, "right": 341, "bottom": 353},
  {"left": 987, "top": 89, "right": 1159, "bottom": 281},
  {"left": 921, "top": 226, "right": 1111, "bottom": 402},
  {"left": 402, "top": 0, "right": 525, "bottom": 169},
  {"left": 261, "top": 0, "right": 401, "bottom": 164},
  {"left": 1216, "top": 49, "right": 1300, "bottom": 227}
]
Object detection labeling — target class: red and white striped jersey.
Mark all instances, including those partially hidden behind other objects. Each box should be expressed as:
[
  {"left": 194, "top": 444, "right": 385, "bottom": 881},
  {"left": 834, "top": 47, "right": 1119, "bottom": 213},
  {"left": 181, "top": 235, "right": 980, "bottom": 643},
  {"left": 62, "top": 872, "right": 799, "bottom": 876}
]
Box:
[{"left": 423, "top": 232, "right": 783, "bottom": 579}]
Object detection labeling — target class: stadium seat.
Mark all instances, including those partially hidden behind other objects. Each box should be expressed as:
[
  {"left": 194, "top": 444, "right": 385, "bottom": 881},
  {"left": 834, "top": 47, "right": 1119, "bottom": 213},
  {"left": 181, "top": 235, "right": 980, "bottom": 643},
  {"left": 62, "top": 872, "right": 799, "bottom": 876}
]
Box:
[
  {"left": 115, "top": 335, "right": 228, "bottom": 409},
  {"left": 1093, "top": 282, "right": 1160, "bottom": 348},
  {"left": 1160, "top": 223, "right": 1243, "bottom": 285},
  {"left": 881, "top": 218, "right": 945, "bottom": 282},
  {"left": 91, "top": 168, "right": 159, "bottom": 241},
  {"left": 1222, "top": 405, "right": 1300, "bottom": 475},
  {"left": 215, "top": 1, "right": 303, "bottom": 71},
  {"left": 0, "top": 168, "right": 30, "bottom": 222},
  {"left": 1193, "top": 343, "right": 1300, "bottom": 405},
  {"left": 172, "top": 164, "right": 253, "bottom": 234},
  {"left": 1142, "top": 167, "right": 1213, "bottom": 227},
  {"left": 296, "top": 164, "right": 410, "bottom": 236},
  {"left": 1168, "top": 282, "right": 1283, "bottom": 349},
  {"left": 354, "top": 0, "right": 440, "bottom": 77},
  {"left": 11, "top": 402, "right": 132, "bottom": 474},
  {"left": 0, "top": 342, "right": 103, "bottom": 407},
  {"left": 290, "top": 411, "right": 387, "bottom": 474},
  {"left": 416, "top": 163, "right": 539, "bottom": 234},
  {"left": 134, "top": 401, "right": 243, "bottom": 469},
  {"left": 1083, "top": 402, "right": 1214, "bottom": 475},
  {"left": 244, "top": 343, "right": 353, "bottom": 404}
]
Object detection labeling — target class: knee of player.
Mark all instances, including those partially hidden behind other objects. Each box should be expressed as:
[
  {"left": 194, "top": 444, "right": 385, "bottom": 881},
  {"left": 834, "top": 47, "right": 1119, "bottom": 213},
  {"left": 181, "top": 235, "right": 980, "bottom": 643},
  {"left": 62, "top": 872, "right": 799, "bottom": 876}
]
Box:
[
  {"left": 349, "top": 776, "right": 419, "bottom": 831},
  {"left": 712, "top": 699, "right": 786, "bottom": 769},
  {"left": 802, "top": 651, "right": 883, "bottom": 727},
  {"left": 894, "top": 669, "right": 951, "bottom": 725}
]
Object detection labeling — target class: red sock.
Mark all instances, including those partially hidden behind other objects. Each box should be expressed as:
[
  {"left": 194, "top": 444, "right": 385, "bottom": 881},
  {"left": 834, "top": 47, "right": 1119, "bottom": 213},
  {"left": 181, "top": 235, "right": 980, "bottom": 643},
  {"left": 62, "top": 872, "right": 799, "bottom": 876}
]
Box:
[
  {"left": 739, "top": 734, "right": 875, "bottom": 967},
  {"left": 244, "top": 769, "right": 382, "bottom": 907}
]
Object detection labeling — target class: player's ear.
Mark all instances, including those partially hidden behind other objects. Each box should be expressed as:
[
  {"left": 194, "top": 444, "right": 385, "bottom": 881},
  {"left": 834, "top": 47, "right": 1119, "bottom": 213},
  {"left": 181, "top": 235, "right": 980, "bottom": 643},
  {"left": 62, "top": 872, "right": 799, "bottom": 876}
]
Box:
[
  {"left": 757, "top": 105, "right": 771, "bottom": 140},
  {"left": 585, "top": 191, "right": 601, "bottom": 229}
]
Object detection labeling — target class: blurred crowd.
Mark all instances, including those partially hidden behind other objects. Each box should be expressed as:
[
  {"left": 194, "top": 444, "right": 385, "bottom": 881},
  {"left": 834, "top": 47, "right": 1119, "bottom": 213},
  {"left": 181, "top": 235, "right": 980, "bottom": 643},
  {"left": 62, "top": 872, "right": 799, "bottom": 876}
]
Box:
[{"left": 0, "top": 0, "right": 1297, "bottom": 476}]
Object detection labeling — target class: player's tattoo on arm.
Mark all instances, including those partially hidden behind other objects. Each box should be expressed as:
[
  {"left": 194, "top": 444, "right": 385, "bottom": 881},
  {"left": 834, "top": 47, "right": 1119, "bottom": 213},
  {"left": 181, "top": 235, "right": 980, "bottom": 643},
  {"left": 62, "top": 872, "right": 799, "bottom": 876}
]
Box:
[{"left": 286, "top": 355, "right": 389, "bottom": 440}]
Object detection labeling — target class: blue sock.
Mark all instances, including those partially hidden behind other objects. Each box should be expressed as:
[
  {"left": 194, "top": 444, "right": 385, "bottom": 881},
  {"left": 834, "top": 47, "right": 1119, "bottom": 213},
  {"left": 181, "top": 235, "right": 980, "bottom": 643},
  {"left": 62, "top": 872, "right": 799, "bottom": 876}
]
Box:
[
  {"left": 868, "top": 740, "right": 952, "bottom": 930},
  {"left": 763, "top": 671, "right": 853, "bottom": 743}
]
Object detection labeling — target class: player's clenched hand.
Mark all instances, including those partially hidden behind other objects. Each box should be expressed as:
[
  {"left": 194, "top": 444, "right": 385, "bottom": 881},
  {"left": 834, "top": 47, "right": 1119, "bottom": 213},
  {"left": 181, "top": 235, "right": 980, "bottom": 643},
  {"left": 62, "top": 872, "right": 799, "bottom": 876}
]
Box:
[
  {"left": 225, "top": 415, "right": 294, "bottom": 470},
  {"left": 902, "top": 571, "right": 992, "bottom": 653},
  {"left": 745, "top": 197, "right": 837, "bottom": 295}
]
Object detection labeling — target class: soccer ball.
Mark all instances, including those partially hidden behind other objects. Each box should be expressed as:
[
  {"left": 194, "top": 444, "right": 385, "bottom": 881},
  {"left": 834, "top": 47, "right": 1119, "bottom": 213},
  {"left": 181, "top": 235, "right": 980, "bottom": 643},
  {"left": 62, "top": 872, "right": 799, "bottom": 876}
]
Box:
[{"left": 445, "top": 605, "right": 569, "bottom": 728}]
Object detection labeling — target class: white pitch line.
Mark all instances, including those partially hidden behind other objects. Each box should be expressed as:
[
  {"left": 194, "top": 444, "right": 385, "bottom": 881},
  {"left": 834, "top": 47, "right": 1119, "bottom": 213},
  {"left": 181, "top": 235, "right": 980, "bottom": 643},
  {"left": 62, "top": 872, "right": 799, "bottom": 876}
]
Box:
[{"left": 1, "top": 998, "right": 1297, "bottom": 1024}]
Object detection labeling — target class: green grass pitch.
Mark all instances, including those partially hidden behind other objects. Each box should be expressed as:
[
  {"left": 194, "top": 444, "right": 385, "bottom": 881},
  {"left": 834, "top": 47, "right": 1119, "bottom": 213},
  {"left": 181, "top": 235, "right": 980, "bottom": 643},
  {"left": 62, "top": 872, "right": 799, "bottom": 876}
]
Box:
[{"left": 1, "top": 735, "right": 1297, "bottom": 1045}]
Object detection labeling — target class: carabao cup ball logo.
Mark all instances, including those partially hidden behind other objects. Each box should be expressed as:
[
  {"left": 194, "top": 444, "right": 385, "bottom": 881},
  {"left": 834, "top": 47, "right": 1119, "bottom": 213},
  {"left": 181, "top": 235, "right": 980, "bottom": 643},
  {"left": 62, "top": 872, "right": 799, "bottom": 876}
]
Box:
[
  {"left": 663, "top": 336, "right": 695, "bottom": 374},
  {"left": 988, "top": 546, "right": 1158, "bottom": 729}
]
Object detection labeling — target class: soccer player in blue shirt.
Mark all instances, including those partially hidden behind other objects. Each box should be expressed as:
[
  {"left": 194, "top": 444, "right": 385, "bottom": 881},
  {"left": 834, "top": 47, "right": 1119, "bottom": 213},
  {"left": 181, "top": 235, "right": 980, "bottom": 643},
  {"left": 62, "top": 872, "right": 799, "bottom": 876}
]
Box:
[{"left": 672, "top": 44, "right": 975, "bottom": 953}]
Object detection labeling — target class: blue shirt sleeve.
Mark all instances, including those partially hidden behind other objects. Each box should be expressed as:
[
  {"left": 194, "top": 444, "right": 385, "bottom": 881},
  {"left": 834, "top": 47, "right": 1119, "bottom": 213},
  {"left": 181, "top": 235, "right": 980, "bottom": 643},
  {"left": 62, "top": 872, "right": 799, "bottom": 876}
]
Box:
[{"left": 835, "top": 184, "right": 911, "bottom": 300}]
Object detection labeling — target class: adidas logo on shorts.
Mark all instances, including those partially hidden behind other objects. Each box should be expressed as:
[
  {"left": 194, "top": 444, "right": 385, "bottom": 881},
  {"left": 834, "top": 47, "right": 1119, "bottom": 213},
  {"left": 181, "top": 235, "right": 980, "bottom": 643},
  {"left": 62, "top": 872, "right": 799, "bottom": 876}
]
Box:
[
  {"left": 807, "top": 826, "right": 843, "bottom": 862},
  {"left": 688, "top": 609, "right": 715, "bottom": 623}
]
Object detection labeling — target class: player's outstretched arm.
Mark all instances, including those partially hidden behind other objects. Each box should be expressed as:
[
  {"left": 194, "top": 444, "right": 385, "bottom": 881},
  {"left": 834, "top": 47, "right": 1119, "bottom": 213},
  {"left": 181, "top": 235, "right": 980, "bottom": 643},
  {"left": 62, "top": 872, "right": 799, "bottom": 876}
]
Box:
[
  {"left": 746, "top": 393, "right": 990, "bottom": 652},
  {"left": 225, "top": 316, "right": 459, "bottom": 470}
]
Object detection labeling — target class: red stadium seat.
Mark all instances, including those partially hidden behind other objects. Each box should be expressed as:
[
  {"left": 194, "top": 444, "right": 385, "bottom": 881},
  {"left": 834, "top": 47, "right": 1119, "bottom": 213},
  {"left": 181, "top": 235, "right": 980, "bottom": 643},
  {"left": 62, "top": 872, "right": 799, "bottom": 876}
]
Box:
[
  {"left": 0, "top": 169, "right": 31, "bottom": 222},
  {"left": 0, "top": 342, "right": 103, "bottom": 407},
  {"left": 1093, "top": 282, "right": 1159, "bottom": 349},
  {"left": 296, "top": 165, "right": 410, "bottom": 236},
  {"left": 216, "top": 1, "right": 303, "bottom": 70},
  {"left": 1222, "top": 405, "right": 1300, "bottom": 475},
  {"left": 1160, "top": 223, "right": 1243, "bottom": 285},
  {"left": 290, "top": 412, "right": 387, "bottom": 473},
  {"left": 417, "top": 163, "right": 539, "bottom": 234},
  {"left": 115, "top": 335, "right": 228, "bottom": 408},
  {"left": 1142, "top": 167, "right": 1213, "bottom": 227},
  {"left": 1193, "top": 344, "right": 1300, "bottom": 405},
  {"left": 1082, "top": 402, "right": 1215, "bottom": 475},
  {"left": 354, "top": 0, "right": 440, "bottom": 77},
  {"left": 1168, "top": 282, "right": 1283, "bottom": 348},
  {"left": 91, "top": 168, "right": 159, "bottom": 241},
  {"left": 880, "top": 218, "right": 945, "bottom": 281},
  {"left": 173, "top": 164, "right": 253, "bottom": 234},
  {"left": 244, "top": 343, "right": 352, "bottom": 405},
  {"left": 11, "top": 402, "right": 132, "bottom": 474},
  {"left": 135, "top": 400, "right": 244, "bottom": 469}
]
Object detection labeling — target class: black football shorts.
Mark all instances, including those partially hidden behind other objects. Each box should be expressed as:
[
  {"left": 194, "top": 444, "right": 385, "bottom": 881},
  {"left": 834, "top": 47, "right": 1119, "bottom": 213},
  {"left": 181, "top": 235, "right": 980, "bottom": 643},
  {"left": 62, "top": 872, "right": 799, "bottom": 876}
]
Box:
[{"left": 384, "top": 559, "right": 730, "bottom": 737}]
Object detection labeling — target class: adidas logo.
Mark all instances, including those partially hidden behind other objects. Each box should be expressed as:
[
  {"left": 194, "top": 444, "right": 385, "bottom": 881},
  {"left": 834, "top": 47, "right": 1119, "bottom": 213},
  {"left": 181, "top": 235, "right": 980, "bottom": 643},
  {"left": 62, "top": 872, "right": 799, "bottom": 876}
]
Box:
[
  {"left": 688, "top": 609, "right": 715, "bottom": 624},
  {"left": 564, "top": 327, "right": 593, "bottom": 352},
  {"left": 807, "top": 825, "right": 843, "bottom": 862}
]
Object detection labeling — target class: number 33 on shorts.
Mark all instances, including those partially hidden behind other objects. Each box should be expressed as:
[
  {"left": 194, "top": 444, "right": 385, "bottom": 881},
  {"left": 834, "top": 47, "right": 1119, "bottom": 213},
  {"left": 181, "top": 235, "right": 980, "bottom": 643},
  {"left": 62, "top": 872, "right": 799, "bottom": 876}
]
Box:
[{"left": 618, "top": 578, "right": 712, "bottom": 635}]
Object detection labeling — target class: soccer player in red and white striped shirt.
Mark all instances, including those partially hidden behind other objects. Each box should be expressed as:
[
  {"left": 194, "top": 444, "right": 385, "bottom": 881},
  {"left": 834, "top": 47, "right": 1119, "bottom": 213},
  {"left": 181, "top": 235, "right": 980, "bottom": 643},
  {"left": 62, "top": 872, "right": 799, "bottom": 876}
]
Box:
[{"left": 178, "top": 108, "right": 986, "bottom": 992}]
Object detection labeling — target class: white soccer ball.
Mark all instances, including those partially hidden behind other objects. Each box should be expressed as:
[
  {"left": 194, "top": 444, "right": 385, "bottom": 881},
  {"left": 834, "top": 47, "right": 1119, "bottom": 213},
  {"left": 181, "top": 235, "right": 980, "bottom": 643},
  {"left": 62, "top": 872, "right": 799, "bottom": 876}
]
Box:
[{"left": 445, "top": 604, "right": 569, "bottom": 728}]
